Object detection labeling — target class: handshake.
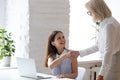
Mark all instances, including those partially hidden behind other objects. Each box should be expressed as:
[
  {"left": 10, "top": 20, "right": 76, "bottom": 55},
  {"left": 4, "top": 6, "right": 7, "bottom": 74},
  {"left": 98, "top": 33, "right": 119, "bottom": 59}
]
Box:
[{"left": 67, "top": 51, "right": 80, "bottom": 59}]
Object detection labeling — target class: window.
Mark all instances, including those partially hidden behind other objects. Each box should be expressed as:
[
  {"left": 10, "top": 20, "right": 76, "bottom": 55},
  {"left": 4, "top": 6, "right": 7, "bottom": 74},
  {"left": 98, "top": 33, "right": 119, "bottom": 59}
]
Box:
[
  {"left": 69, "top": 0, "right": 95, "bottom": 50},
  {"left": 69, "top": 0, "right": 98, "bottom": 60},
  {"left": 0, "top": 0, "right": 29, "bottom": 67},
  {"left": 0, "top": 0, "right": 6, "bottom": 27}
]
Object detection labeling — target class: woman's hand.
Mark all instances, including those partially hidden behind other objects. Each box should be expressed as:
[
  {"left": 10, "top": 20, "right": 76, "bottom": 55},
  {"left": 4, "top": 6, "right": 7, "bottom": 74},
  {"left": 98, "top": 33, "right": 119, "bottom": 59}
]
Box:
[
  {"left": 97, "top": 75, "right": 103, "bottom": 80},
  {"left": 71, "top": 51, "right": 80, "bottom": 58},
  {"left": 68, "top": 51, "right": 80, "bottom": 59},
  {"left": 57, "top": 74, "right": 64, "bottom": 78}
]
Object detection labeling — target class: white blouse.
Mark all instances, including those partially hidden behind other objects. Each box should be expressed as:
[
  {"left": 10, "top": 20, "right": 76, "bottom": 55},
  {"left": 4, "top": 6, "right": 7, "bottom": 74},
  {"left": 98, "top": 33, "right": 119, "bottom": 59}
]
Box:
[{"left": 79, "top": 17, "right": 120, "bottom": 76}]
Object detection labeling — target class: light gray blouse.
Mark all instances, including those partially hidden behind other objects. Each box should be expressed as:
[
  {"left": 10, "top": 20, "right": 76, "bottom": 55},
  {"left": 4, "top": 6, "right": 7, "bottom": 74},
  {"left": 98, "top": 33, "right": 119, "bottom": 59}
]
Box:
[
  {"left": 52, "top": 49, "right": 72, "bottom": 76},
  {"left": 80, "top": 17, "right": 120, "bottom": 76}
]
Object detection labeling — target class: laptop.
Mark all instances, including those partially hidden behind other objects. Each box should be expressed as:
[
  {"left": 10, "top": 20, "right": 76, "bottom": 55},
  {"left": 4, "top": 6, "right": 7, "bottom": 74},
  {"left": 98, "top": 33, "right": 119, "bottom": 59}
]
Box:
[{"left": 16, "top": 57, "right": 52, "bottom": 79}]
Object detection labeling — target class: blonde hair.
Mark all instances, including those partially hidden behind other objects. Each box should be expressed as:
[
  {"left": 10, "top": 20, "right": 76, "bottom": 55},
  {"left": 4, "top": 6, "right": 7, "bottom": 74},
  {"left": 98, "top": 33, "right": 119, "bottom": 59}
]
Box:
[{"left": 85, "top": 0, "right": 112, "bottom": 22}]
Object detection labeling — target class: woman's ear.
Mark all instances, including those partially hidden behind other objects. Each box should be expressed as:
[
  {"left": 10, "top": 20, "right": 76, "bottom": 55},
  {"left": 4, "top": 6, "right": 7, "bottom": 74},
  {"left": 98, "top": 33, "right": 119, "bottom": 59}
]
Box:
[{"left": 51, "top": 42, "right": 55, "bottom": 46}]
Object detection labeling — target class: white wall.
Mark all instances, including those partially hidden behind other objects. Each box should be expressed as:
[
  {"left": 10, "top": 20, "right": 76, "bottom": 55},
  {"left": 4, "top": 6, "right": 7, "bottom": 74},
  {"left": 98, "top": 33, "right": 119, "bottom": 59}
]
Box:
[
  {"left": 29, "top": 0, "right": 70, "bottom": 74},
  {"left": 0, "top": 0, "right": 6, "bottom": 27},
  {"left": 105, "top": 0, "right": 120, "bottom": 22}
]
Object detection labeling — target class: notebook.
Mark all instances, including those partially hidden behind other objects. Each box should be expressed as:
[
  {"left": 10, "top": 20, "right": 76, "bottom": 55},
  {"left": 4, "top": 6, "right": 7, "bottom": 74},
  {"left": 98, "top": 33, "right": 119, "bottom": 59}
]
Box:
[{"left": 16, "top": 57, "right": 52, "bottom": 79}]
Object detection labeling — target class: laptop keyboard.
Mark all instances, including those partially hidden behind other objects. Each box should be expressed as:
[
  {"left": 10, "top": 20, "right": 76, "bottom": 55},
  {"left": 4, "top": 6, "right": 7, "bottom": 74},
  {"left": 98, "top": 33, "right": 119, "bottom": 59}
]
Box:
[{"left": 37, "top": 75, "right": 52, "bottom": 79}]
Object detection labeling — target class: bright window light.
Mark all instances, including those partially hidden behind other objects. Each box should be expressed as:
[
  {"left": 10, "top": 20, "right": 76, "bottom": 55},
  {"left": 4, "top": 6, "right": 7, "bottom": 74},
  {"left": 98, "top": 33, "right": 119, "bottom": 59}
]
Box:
[
  {"left": 69, "top": 0, "right": 95, "bottom": 50},
  {"left": 69, "top": 0, "right": 98, "bottom": 60}
]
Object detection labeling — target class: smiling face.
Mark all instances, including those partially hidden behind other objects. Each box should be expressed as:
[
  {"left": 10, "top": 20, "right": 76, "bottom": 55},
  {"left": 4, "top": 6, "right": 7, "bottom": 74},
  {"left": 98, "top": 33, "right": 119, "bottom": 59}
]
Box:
[{"left": 51, "top": 32, "right": 66, "bottom": 51}]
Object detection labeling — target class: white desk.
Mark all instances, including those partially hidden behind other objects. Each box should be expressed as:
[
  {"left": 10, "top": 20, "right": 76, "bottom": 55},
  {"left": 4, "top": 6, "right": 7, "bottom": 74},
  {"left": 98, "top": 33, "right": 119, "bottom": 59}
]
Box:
[
  {"left": 78, "top": 52, "right": 102, "bottom": 80},
  {"left": 78, "top": 52, "right": 102, "bottom": 68},
  {"left": 0, "top": 68, "right": 74, "bottom": 80}
]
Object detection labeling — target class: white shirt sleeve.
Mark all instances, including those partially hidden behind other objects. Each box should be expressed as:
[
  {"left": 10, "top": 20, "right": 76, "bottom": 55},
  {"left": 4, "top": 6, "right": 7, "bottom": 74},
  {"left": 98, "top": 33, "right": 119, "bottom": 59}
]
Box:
[{"left": 79, "top": 43, "right": 99, "bottom": 57}]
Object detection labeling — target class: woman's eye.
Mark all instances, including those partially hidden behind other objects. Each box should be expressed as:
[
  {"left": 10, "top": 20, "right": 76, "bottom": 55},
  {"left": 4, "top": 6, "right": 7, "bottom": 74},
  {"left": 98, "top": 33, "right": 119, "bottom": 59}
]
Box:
[
  {"left": 62, "top": 36, "right": 64, "bottom": 39},
  {"left": 57, "top": 37, "right": 61, "bottom": 40}
]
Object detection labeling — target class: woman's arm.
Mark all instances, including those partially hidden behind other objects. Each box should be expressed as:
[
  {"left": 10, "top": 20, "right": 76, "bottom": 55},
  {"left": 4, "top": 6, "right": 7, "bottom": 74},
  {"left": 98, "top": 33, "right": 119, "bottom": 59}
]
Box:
[
  {"left": 79, "top": 44, "right": 99, "bottom": 57},
  {"left": 48, "top": 53, "right": 70, "bottom": 69}
]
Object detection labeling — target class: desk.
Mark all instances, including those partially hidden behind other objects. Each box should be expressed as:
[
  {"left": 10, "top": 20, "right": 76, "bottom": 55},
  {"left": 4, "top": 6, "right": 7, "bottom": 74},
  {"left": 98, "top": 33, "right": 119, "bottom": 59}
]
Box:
[
  {"left": 78, "top": 52, "right": 102, "bottom": 80},
  {"left": 78, "top": 52, "right": 102, "bottom": 68},
  {"left": 0, "top": 68, "right": 74, "bottom": 80}
]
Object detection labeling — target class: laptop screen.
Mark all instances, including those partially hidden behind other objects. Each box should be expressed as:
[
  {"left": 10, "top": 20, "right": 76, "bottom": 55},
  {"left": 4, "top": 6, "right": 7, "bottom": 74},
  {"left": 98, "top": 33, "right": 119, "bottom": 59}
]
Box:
[{"left": 16, "top": 57, "right": 37, "bottom": 78}]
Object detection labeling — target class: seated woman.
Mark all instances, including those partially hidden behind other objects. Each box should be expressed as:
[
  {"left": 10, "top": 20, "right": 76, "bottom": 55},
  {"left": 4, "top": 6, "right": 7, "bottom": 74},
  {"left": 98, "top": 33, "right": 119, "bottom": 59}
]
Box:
[{"left": 44, "top": 30, "right": 79, "bottom": 79}]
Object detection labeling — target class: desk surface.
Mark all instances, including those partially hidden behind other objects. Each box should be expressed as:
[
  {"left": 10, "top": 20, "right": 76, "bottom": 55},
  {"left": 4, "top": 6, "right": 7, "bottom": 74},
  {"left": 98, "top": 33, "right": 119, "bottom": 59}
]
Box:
[
  {"left": 0, "top": 68, "right": 74, "bottom": 80},
  {"left": 78, "top": 52, "right": 102, "bottom": 67}
]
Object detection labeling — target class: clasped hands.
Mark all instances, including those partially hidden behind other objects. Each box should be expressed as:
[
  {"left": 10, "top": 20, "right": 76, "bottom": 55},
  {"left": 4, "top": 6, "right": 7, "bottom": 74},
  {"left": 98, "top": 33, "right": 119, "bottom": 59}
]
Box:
[{"left": 66, "top": 51, "right": 80, "bottom": 59}]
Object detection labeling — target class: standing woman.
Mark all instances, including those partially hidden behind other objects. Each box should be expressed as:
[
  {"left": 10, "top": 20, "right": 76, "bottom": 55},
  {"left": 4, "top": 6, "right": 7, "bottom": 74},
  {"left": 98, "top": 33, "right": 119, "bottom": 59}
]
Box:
[
  {"left": 79, "top": 0, "right": 120, "bottom": 80},
  {"left": 44, "top": 30, "right": 79, "bottom": 79}
]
